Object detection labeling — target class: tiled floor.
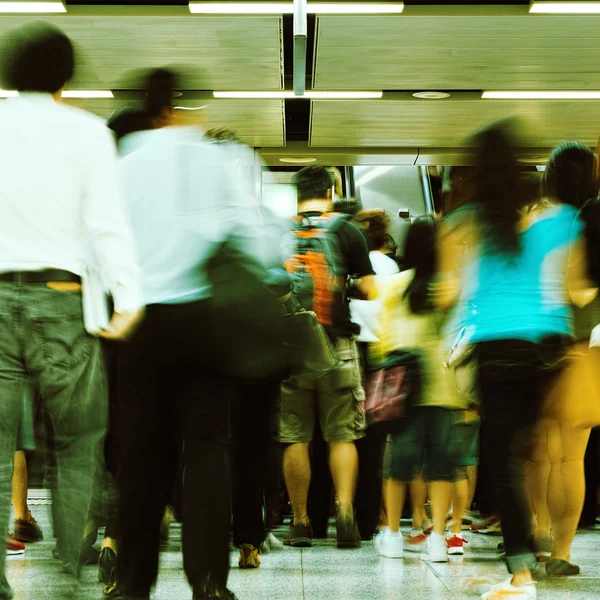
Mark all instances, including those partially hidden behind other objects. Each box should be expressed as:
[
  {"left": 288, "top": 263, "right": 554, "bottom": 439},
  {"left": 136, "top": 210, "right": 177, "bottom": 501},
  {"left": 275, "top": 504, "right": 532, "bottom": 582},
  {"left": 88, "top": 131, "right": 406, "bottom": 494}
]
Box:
[{"left": 5, "top": 504, "right": 600, "bottom": 599}]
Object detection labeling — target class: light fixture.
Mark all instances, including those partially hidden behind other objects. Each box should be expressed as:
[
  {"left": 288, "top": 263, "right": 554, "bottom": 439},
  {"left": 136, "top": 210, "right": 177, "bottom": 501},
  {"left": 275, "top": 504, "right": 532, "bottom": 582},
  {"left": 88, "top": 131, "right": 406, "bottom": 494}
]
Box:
[
  {"left": 530, "top": 2, "right": 600, "bottom": 14},
  {"left": 0, "top": 1, "right": 65, "bottom": 12},
  {"left": 62, "top": 90, "right": 114, "bottom": 99},
  {"left": 189, "top": 2, "right": 403, "bottom": 14},
  {"left": 483, "top": 91, "right": 600, "bottom": 99},
  {"left": 412, "top": 91, "right": 451, "bottom": 100},
  {"left": 279, "top": 157, "right": 317, "bottom": 164},
  {"left": 213, "top": 91, "right": 382, "bottom": 99},
  {"left": 174, "top": 105, "right": 209, "bottom": 111},
  {"left": 356, "top": 166, "right": 395, "bottom": 187},
  {"left": 0, "top": 90, "right": 113, "bottom": 98}
]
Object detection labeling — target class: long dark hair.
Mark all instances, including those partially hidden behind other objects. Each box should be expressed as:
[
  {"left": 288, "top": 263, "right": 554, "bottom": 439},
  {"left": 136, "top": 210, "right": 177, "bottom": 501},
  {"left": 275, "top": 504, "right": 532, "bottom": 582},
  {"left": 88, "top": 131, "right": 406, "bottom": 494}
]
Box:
[
  {"left": 144, "top": 68, "right": 178, "bottom": 120},
  {"left": 403, "top": 216, "right": 437, "bottom": 315},
  {"left": 473, "top": 123, "right": 524, "bottom": 255},
  {"left": 545, "top": 141, "right": 597, "bottom": 209}
]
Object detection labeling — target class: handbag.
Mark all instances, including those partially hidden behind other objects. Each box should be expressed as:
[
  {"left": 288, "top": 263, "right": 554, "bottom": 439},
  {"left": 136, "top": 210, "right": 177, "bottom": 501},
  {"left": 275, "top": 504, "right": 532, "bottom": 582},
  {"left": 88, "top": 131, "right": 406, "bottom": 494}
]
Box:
[{"left": 365, "top": 350, "right": 422, "bottom": 436}]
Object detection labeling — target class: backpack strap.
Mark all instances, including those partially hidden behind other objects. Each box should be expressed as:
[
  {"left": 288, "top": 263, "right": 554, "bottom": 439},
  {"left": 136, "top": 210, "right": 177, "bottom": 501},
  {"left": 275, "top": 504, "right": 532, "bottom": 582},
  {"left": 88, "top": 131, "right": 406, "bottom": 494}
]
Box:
[{"left": 314, "top": 212, "right": 351, "bottom": 233}]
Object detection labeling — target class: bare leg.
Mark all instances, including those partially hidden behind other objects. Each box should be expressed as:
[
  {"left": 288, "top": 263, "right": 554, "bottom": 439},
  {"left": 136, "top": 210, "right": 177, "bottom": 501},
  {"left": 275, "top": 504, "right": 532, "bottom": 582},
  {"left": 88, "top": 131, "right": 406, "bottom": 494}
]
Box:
[
  {"left": 383, "top": 479, "right": 406, "bottom": 533},
  {"left": 548, "top": 424, "right": 590, "bottom": 562},
  {"left": 528, "top": 422, "right": 552, "bottom": 540},
  {"left": 283, "top": 443, "right": 311, "bottom": 525},
  {"left": 11, "top": 451, "right": 28, "bottom": 521},
  {"left": 466, "top": 465, "right": 478, "bottom": 512},
  {"left": 450, "top": 478, "right": 469, "bottom": 535},
  {"left": 430, "top": 481, "right": 453, "bottom": 537},
  {"left": 328, "top": 441, "right": 358, "bottom": 517},
  {"left": 410, "top": 476, "right": 427, "bottom": 530}
]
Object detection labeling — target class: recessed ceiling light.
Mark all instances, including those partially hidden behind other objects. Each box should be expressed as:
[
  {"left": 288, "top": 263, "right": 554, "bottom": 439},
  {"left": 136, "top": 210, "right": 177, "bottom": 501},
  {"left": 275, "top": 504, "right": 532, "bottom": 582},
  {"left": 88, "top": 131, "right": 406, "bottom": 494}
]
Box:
[
  {"left": 530, "top": 2, "right": 600, "bottom": 14},
  {"left": 279, "top": 157, "right": 317, "bottom": 164},
  {"left": 174, "top": 105, "right": 208, "bottom": 111},
  {"left": 483, "top": 91, "right": 600, "bottom": 99},
  {"left": 213, "top": 91, "right": 382, "bottom": 99},
  {"left": 0, "top": 1, "right": 65, "bottom": 12},
  {"left": 189, "top": 2, "right": 403, "bottom": 14},
  {"left": 412, "top": 91, "right": 451, "bottom": 100}
]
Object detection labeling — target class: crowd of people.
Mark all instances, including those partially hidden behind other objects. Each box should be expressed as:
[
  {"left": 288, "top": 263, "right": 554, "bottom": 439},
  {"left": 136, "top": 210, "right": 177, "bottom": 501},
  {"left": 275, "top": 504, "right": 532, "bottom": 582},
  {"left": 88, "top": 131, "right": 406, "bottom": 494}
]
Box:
[{"left": 0, "top": 20, "right": 599, "bottom": 600}]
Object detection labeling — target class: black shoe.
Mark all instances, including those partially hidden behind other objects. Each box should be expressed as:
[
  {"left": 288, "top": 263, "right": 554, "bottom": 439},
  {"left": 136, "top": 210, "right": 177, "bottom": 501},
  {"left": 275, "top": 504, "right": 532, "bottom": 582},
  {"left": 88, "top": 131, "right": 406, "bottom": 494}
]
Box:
[
  {"left": 336, "top": 513, "right": 360, "bottom": 549},
  {"left": 284, "top": 523, "right": 313, "bottom": 547},
  {"left": 546, "top": 558, "right": 580, "bottom": 577},
  {"left": 103, "top": 581, "right": 122, "bottom": 599},
  {"left": 98, "top": 547, "right": 117, "bottom": 585},
  {"left": 80, "top": 544, "right": 101, "bottom": 566}
]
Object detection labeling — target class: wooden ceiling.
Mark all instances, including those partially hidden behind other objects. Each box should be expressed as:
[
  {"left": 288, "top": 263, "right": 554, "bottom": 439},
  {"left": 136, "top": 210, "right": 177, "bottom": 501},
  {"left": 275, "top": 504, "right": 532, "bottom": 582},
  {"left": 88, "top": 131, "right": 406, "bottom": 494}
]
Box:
[{"left": 1, "top": 3, "right": 600, "bottom": 156}]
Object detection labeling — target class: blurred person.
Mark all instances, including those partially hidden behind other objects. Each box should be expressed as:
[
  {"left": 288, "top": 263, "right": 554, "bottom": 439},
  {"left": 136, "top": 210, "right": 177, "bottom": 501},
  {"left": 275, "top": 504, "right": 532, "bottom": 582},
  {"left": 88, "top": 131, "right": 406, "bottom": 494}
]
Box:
[
  {"left": 436, "top": 123, "right": 593, "bottom": 600},
  {"left": 375, "top": 217, "right": 469, "bottom": 562},
  {"left": 0, "top": 21, "right": 141, "bottom": 600},
  {"left": 278, "top": 166, "right": 377, "bottom": 550},
  {"left": 204, "top": 126, "right": 285, "bottom": 569},
  {"left": 114, "top": 68, "right": 276, "bottom": 600},
  {"left": 349, "top": 209, "right": 399, "bottom": 540},
  {"left": 527, "top": 141, "right": 600, "bottom": 576}
]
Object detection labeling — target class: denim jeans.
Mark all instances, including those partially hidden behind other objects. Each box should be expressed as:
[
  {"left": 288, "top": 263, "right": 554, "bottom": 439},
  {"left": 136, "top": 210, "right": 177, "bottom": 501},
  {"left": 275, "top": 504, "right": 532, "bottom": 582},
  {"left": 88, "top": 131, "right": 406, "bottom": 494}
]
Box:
[{"left": 0, "top": 283, "right": 107, "bottom": 599}]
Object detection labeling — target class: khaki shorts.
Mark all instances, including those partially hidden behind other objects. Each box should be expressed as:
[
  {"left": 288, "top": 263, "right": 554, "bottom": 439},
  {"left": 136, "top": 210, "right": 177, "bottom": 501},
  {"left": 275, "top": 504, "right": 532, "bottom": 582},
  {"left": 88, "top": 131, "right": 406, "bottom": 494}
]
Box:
[{"left": 278, "top": 337, "right": 366, "bottom": 444}]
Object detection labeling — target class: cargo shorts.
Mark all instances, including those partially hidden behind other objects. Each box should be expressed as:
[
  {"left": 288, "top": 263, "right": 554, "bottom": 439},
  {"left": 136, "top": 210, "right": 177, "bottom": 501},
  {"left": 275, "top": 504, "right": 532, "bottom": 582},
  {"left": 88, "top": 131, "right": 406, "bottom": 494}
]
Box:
[{"left": 278, "top": 337, "right": 366, "bottom": 444}]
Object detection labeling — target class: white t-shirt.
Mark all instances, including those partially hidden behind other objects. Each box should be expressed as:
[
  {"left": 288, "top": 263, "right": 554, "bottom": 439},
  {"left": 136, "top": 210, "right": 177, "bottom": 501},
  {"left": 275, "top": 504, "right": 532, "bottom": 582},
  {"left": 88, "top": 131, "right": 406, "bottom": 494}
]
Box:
[{"left": 350, "top": 251, "right": 400, "bottom": 343}]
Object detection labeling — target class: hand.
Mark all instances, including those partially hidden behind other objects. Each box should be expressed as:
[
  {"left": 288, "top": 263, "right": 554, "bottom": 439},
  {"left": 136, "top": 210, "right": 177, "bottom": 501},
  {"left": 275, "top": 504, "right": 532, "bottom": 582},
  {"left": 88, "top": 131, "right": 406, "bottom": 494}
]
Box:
[{"left": 99, "top": 309, "right": 144, "bottom": 341}]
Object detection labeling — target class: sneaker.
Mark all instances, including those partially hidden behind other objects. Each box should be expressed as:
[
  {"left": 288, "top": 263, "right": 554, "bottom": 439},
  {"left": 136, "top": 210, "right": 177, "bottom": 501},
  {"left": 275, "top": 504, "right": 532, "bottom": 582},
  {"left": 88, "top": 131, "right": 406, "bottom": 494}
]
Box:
[
  {"left": 426, "top": 532, "right": 448, "bottom": 562},
  {"left": 480, "top": 578, "right": 536, "bottom": 600},
  {"left": 6, "top": 535, "right": 25, "bottom": 555},
  {"left": 336, "top": 513, "right": 360, "bottom": 549},
  {"left": 260, "top": 532, "right": 283, "bottom": 554},
  {"left": 13, "top": 510, "right": 43, "bottom": 543},
  {"left": 374, "top": 528, "right": 388, "bottom": 554},
  {"left": 406, "top": 532, "right": 428, "bottom": 553},
  {"left": 284, "top": 522, "right": 313, "bottom": 548},
  {"left": 423, "top": 524, "right": 434, "bottom": 536},
  {"left": 471, "top": 515, "right": 502, "bottom": 535},
  {"left": 238, "top": 544, "right": 261, "bottom": 569},
  {"left": 447, "top": 533, "right": 468, "bottom": 556},
  {"left": 377, "top": 530, "right": 404, "bottom": 559}
]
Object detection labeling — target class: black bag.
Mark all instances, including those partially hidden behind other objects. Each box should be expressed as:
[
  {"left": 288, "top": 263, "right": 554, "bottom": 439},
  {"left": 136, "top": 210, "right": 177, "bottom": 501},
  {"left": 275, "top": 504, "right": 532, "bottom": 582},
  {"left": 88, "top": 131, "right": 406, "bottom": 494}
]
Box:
[{"left": 206, "top": 239, "right": 339, "bottom": 382}]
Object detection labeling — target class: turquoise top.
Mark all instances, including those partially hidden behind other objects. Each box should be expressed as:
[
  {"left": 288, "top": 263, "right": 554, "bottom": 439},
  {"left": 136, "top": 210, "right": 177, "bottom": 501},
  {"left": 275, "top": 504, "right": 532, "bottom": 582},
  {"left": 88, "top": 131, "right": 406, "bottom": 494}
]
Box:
[{"left": 461, "top": 203, "right": 581, "bottom": 343}]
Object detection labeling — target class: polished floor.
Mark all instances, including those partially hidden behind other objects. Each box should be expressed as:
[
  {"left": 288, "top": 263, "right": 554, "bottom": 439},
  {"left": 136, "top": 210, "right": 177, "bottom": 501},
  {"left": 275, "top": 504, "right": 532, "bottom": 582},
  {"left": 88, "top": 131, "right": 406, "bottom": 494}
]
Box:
[{"left": 6, "top": 501, "right": 600, "bottom": 599}]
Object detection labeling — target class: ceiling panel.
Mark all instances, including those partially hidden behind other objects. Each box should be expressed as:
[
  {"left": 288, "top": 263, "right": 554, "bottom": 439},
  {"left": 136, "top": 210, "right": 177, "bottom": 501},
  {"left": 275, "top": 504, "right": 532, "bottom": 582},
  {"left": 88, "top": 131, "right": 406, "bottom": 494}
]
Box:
[
  {"left": 309, "top": 98, "right": 600, "bottom": 148},
  {"left": 313, "top": 11, "right": 600, "bottom": 91},
  {"left": 66, "top": 98, "right": 286, "bottom": 147},
  {"left": 0, "top": 14, "right": 284, "bottom": 90}
]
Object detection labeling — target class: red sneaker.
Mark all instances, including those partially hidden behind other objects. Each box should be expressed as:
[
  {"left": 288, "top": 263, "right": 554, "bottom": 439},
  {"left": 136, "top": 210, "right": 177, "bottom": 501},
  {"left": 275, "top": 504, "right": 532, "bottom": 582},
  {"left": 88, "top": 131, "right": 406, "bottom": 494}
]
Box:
[
  {"left": 6, "top": 535, "right": 25, "bottom": 555},
  {"left": 446, "top": 534, "right": 468, "bottom": 556}
]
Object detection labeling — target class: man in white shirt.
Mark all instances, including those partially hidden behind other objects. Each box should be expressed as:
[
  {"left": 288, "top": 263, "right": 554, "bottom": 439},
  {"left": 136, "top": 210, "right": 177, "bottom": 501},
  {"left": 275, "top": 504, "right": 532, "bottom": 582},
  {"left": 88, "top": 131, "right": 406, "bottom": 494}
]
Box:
[{"left": 0, "top": 22, "right": 141, "bottom": 599}]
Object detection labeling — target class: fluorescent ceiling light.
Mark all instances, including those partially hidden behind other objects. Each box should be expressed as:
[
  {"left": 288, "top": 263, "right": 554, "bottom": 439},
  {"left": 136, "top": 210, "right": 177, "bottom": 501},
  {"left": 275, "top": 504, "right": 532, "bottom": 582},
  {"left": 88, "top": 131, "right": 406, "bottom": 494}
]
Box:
[
  {"left": 190, "top": 2, "right": 403, "bottom": 15},
  {"left": 530, "top": 2, "right": 600, "bottom": 14},
  {"left": 213, "top": 91, "right": 382, "bottom": 99},
  {"left": 190, "top": 2, "right": 293, "bottom": 14},
  {"left": 0, "top": 1, "right": 65, "bottom": 13},
  {"left": 0, "top": 90, "right": 113, "bottom": 98},
  {"left": 356, "top": 166, "right": 395, "bottom": 187},
  {"left": 62, "top": 90, "right": 114, "bottom": 99},
  {"left": 174, "top": 105, "right": 209, "bottom": 111},
  {"left": 483, "top": 91, "right": 600, "bottom": 99}
]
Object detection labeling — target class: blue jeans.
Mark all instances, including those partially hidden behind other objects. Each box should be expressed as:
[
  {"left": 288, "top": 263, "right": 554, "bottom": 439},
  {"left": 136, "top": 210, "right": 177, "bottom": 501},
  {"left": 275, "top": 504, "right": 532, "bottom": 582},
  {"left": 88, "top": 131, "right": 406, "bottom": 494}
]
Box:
[{"left": 0, "top": 283, "right": 107, "bottom": 599}]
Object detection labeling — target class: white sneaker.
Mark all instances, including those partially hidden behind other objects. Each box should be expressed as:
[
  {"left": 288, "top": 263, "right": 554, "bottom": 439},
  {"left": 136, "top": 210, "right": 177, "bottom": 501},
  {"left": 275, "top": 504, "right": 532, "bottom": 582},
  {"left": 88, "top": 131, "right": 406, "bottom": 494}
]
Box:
[
  {"left": 374, "top": 528, "right": 389, "bottom": 554},
  {"left": 481, "top": 578, "right": 536, "bottom": 600},
  {"left": 426, "top": 532, "right": 448, "bottom": 562},
  {"left": 377, "top": 530, "right": 404, "bottom": 558}
]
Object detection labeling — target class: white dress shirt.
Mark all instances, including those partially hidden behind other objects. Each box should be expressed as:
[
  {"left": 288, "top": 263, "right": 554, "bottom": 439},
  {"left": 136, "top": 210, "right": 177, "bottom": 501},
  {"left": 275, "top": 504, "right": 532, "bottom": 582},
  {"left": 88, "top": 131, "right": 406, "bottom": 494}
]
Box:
[
  {"left": 0, "top": 94, "right": 141, "bottom": 312},
  {"left": 120, "top": 126, "right": 279, "bottom": 306}
]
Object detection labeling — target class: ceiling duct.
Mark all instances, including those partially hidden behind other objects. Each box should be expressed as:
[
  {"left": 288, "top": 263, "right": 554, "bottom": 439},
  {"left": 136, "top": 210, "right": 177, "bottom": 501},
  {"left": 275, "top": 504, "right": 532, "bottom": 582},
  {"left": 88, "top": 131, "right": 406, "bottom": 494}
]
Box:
[{"left": 293, "top": 0, "right": 307, "bottom": 96}]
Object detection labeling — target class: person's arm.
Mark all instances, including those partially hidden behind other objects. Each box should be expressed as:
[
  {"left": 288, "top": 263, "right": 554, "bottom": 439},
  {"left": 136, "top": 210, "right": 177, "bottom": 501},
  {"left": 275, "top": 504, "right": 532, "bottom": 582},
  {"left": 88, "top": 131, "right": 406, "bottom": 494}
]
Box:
[
  {"left": 343, "top": 221, "right": 378, "bottom": 300},
  {"left": 82, "top": 125, "right": 143, "bottom": 339}
]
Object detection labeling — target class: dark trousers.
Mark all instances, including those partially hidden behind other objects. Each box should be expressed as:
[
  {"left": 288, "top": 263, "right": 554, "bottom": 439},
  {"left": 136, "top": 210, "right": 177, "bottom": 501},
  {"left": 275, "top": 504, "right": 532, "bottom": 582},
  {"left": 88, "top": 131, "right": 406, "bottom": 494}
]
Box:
[
  {"left": 582, "top": 428, "right": 599, "bottom": 526},
  {"left": 477, "top": 339, "right": 563, "bottom": 574},
  {"left": 355, "top": 434, "right": 386, "bottom": 539},
  {"left": 232, "top": 381, "right": 278, "bottom": 548},
  {"left": 115, "top": 301, "right": 234, "bottom": 597}
]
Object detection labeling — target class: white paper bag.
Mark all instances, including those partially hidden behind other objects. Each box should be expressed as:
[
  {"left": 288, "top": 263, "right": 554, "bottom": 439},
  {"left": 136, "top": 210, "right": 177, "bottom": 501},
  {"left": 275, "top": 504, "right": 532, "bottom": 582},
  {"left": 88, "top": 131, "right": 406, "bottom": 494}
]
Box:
[{"left": 82, "top": 266, "right": 110, "bottom": 335}]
